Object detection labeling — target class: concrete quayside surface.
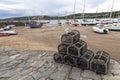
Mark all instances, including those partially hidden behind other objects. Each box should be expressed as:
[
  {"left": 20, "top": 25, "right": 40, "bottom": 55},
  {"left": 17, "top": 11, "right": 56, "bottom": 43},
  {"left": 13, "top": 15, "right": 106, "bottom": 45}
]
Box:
[{"left": 0, "top": 47, "right": 120, "bottom": 80}]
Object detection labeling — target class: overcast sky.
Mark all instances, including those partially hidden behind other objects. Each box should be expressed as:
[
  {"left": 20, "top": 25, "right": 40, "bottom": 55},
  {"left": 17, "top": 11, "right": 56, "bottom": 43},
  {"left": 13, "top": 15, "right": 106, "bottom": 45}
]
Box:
[{"left": 0, "top": 0, "right": 120, "bottom": 18}]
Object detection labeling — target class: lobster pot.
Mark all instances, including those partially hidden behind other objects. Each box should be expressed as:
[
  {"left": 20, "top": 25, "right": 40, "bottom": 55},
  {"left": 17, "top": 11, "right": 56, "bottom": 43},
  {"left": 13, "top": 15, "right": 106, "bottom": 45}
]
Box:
[
  {"left": 67, "top": 40, "right": 87, "bottom": 57},
  {"left": 64, "top": 55, "right": 78, "bottom": 67},
  {"left": 58, "top": 44, "right": 69, "bottom": 55},
  {"left": 79, "top": 40, "right": 87, "bottom": 55},
  {"left": 77, "top": 50, "right": 94, "bottom": 70},
  {"left": 61, "top": 30, "right": 80, "bottom": 45},
  {"left": 90, "top": 51, "right": 110, "bottom": 74},
  {"left": 53, "top": 52, "right": 65, "bottom": 63}
]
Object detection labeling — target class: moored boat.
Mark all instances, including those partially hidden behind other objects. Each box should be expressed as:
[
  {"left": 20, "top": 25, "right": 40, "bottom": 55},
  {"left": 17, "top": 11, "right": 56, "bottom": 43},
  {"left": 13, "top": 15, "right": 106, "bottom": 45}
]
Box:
[
  {"left": 93, "top": 24, "right": 109, "bottom": 34},
  {"left": 28, "top": 21, "right": 43, "bottom": 28},
  {"left": 106, "top": 24, "right": 120, "bottom": 31},
  {"left": 71, "top": 19, "right": 80, "bottom": 26},
  {"left": 0, "top": 30, "right": 17, "bottom": 35},
  {"left": 0, "top": 33, "right": 10, "bottom": 37}
]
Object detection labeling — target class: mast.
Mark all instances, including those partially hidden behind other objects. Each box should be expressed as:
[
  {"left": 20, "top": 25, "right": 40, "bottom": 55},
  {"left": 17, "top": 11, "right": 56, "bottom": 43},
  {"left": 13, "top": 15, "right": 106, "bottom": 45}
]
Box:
[
  {"left": 28, "top": 16, "right": 30, "bottom": 22},
  {"left": 57, "top": 9, "right": 60, "bottom": 23},
  {"left": 65, "top": 11, "right": 68, "bottom": 20},
  {"left": 96, "top": 6, "right": 99, "bottom": 19},
  {"left": 73, "top": 0, "right": 76, "bottom": 20},
  {"left": 82, "top": 0, "right": 85, "bottom": 19},
  {"left": 110, "top": 0, "right": 114, "bottom": 19},
  {"left": 73, "top": 0, "right": 76, "bottom": 19}
]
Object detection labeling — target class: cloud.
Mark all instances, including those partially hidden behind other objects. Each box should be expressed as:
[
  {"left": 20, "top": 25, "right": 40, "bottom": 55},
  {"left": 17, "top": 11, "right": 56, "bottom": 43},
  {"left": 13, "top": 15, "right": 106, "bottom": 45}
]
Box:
[
  {"left": 0, "top": 0, "right": 23, "bottom": 4},
  {"left": 96, "top": 0, "right": 120, "bottom": 12},
  {"left": 0, "top": 10, "right": 24, "bottom": 18},
  {"left": 0, "top": 0, "right": 119, "bottom": 18},
  {"left": 86, "top": 0, "right": 106, "bottom": 8}
]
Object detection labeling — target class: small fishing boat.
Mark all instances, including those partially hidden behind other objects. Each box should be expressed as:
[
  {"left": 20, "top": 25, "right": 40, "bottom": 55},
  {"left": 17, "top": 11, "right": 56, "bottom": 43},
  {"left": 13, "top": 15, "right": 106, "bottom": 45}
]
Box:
[
  {"left": 28, "top": 21, "right": 43, "bottom": 28},
  {"left": 93, "top": 24, "right": 109, "bottom": 34}
]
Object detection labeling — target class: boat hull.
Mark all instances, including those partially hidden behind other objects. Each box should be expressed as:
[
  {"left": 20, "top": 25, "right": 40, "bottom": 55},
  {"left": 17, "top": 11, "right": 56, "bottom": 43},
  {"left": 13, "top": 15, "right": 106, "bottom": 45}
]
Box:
[
  {"left": 107, "top": 27, "right": 120, "bottom": 31},
  {"left": 0, "top": 31, "right": 17, "bottom": 35},
  {"left": 0, "top": 33, "right": 10, "bottom": 37},
  {"left": 93, "top": 27, "right": 109, "bottom": 34}
]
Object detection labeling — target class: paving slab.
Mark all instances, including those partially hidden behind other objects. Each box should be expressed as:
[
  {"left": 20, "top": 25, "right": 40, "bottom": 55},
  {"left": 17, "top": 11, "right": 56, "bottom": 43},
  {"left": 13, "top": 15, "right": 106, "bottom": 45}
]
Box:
[{"left": 0, "top": 47, "right": 119, "bottom": 80}]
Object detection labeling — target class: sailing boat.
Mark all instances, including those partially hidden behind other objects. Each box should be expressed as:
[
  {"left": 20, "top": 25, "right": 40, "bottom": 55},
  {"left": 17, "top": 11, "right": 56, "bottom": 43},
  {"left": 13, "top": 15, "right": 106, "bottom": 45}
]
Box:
[
  {"left": 81, "top": 0, "right": 97, "bottom": 26},
  {"left": 106, "top": 0, "right": 120, "bottom": 31},
  {"left": 94, "top": 6, "right": 101, "bottom": 24},
  {"left": 57, "top": 9, "right": 62, "bottom": 26},
  {"left": 65, "top": 11, "right": 71, "bottom": 25},
  {"left": 106, "top": 24, "right": 120, "bottom": 31},
  {"left": 71, "top": 0, "right": 80, "bottom": 26}
]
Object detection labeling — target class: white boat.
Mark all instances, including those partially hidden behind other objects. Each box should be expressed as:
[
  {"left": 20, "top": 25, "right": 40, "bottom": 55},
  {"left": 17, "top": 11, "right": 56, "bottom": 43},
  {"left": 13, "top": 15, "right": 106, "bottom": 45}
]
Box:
[
  {"left": 71, "top": 19, "right": 80, "bottom": 26},
  {"left": 0, "top": 28, "right": 4, "bottom": 31},
  {"left": 106, "top": 24, "right": 120, "bottom": 31},
  {"left": 7, "top": 25, "right": 15, "bottom": 27},
  {"left": 1, "top": 24, "right": 15, "bottom": 31},
  {"left": 93, "top": 24, "right": 109, "bottom": 34},
  {"left": 3, "top": 25, "right": 12, "bottom": 30},
  {"left": 81, "top": 19, "right": 97, "bottom": 26},
  {"left": 65, "top": 20, "right": 71, "bottom": 24},
  {"left": 0, "top": 30, "right": 17, "bottom": 35}
]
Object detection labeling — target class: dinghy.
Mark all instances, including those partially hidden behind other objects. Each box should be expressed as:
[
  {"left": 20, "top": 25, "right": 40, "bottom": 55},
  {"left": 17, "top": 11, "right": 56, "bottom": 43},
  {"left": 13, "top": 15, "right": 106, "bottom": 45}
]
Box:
[{"left": 93, "top": 24, "right": 109, "bottom": 34}]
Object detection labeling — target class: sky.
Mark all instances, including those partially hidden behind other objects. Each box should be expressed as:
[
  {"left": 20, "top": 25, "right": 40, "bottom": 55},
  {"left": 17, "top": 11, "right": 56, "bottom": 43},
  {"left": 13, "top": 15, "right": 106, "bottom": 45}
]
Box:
[{"left": 0, "top": 0, "right": 120, "bottom": 19}]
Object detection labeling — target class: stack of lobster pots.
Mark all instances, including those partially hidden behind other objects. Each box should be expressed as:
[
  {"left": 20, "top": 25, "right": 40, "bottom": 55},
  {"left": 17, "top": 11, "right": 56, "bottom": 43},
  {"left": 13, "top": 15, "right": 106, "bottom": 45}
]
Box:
[{"left": 53, "top": 30, "right": 110, "bottom": 74}]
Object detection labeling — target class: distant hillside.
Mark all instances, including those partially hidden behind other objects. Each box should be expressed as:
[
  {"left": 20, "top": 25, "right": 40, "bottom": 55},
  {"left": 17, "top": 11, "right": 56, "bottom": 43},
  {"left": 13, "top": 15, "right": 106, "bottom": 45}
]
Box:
[
  {"left": 1, "top": 11, "right": 120, "bottom": 21},
  {"left": 63, "top": 10, "right": 120, "bottom": 19}
]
